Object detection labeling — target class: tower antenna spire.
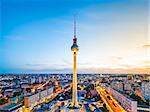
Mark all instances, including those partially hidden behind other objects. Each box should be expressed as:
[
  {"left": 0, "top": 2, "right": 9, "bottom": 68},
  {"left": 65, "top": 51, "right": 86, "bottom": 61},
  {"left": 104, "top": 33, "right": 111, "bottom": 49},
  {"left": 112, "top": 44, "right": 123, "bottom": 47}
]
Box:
[{"left": 74, "top": 15, "right": 76, "bottom": 38}]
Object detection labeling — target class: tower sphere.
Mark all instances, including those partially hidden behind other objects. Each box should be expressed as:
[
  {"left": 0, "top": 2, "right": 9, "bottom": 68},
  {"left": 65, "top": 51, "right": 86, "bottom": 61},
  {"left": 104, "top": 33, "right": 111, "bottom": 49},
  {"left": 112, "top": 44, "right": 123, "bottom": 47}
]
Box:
[{"left": 71, "top": 44, "right": 79, "bottom": 52}]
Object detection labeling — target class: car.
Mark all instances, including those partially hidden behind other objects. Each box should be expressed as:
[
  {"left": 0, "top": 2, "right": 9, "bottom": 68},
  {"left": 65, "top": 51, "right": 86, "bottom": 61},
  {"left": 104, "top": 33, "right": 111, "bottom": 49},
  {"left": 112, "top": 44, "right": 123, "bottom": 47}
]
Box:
[
  {"left": 83, "top": 101, "right": 87, "bottom": 104},
  {"left": 107, "top": 95, "right": 111, "bottom": 100},
  {"left": 69, "top": 109, "right": 75, "bottom": 112},
  {"left": 97, "top": 103, "right": 103, "bottom": 108},
  {"left": 89, "top": 104, "right": 96, "bottom": 112},
  {"left": 112, "top": 102, "right": 117, "bottom": 107}
]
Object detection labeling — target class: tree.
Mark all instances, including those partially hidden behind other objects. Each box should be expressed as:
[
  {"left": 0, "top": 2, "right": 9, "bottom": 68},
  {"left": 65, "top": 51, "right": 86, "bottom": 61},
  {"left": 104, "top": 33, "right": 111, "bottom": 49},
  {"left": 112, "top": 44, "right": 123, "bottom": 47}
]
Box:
[{"left": 0, "top": 98, "right": 8, "bottom": 105}]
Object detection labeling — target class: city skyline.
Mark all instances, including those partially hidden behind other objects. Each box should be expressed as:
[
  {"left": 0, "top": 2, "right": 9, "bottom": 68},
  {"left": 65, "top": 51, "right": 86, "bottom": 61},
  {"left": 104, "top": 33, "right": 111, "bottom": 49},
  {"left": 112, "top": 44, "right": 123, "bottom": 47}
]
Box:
[{"left": 0, "top": 0, "right": 149, "bottom": 74}]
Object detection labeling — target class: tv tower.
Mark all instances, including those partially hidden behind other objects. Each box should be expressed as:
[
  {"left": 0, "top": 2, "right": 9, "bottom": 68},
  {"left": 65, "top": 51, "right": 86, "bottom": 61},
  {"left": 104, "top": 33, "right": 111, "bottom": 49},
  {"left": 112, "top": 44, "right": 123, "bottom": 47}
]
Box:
[{"left": 71, "top": 16, "right": 79, "bottom": 108}]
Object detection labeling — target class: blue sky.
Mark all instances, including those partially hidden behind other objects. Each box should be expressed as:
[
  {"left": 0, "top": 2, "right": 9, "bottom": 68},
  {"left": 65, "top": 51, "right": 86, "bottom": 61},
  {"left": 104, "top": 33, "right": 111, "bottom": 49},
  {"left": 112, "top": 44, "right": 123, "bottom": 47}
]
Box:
[{"left": 0, "top": 0, "right": 149, "bottom": 74}]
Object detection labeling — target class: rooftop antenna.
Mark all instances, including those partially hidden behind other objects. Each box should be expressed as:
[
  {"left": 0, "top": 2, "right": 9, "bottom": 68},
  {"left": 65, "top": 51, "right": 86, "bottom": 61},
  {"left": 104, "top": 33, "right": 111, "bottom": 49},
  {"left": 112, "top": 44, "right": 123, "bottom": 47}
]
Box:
[{"left": 74, "top": 15, "right": 76, "bottom": 38}]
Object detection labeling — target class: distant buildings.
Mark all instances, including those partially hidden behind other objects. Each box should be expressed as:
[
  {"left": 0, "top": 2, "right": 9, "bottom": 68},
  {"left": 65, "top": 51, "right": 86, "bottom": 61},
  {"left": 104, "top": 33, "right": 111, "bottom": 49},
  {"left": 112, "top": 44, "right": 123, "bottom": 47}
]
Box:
[{"left": 0, "top": 73, "right": 149, "bottom": 112}]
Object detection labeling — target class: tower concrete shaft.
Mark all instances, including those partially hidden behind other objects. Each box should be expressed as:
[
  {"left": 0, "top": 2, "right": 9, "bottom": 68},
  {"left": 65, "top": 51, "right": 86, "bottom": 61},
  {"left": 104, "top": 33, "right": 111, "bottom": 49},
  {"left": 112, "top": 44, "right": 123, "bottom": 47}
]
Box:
[{"left": 72, "top": 52, "right": 79, "bottom": 107}]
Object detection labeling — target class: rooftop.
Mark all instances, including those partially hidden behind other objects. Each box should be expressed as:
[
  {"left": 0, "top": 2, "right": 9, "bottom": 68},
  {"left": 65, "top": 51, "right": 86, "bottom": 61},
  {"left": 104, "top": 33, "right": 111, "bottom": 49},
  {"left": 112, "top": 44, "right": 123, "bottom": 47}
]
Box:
[{"left": 0, "top": 103, "right": 23, "bottom": 111}]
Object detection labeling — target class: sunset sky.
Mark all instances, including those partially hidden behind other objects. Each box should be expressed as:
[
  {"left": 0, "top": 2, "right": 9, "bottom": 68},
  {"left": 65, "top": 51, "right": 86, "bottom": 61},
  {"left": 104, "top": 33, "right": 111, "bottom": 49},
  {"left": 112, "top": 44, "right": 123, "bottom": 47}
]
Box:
[{"left": 0, "top": 0, "right": 149, "bottom": 74}]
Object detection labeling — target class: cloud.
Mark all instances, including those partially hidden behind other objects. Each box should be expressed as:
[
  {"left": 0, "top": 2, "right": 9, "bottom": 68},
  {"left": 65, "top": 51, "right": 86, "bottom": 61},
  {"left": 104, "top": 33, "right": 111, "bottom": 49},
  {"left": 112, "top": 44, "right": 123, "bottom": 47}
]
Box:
[
  {"left": 1, "top": 66, "right": 149, "bottom": 74},
  {"left": 141, "top": 60, "right": 150, "bottom": 64},
  {"left": 25, "top": 63, "right": 46, "bottom": 66},
  {"left": 24, "top": 63, "right": 69, "bottom": 70},
  {"left": 143, "top": 44, "right": 150, "bottom": 47},
  {"left": 112, "top": 56, "right": 123, "bottom": 60},
  {"left": 113, "top": 64, "right": 132, "bottom": 68},
  {"left": 62, "top": 59, "right": 72, "bottom": 65}
]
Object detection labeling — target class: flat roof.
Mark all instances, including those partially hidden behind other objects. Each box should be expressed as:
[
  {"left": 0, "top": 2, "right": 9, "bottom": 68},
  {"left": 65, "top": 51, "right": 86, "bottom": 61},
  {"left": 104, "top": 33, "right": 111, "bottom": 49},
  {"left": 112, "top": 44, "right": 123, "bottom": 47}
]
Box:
[
  {"left": 0, "top": 103, "right": 23, "bottom": 111},
  {"left": 25, "top": 87, "right": 54, "bottom": 97},
  {"left": 138, "top": 105, "right": 150, "bottom": 108}
]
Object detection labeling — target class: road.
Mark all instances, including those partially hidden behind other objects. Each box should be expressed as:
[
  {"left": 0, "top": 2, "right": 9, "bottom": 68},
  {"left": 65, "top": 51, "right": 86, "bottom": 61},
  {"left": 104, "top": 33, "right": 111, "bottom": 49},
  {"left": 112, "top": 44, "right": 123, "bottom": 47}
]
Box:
[
  {"left": 96, "top": 86, "right": 126, "bottom": 112},
  {"left": 137, "top": 105, "right": 150, "bottom": 112}
]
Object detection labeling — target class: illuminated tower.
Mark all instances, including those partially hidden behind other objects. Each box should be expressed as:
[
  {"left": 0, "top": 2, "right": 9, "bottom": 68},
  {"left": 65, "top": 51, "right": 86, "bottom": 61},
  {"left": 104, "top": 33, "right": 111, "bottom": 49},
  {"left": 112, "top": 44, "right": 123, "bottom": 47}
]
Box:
[{"left": 71, "top": 16, "right": 79, "bottom": 108}]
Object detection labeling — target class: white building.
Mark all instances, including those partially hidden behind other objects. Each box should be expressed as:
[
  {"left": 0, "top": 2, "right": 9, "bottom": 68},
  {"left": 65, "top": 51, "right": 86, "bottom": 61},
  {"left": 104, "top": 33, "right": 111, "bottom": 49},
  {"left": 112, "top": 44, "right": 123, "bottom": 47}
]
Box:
[
  {"left": 111, "top": 81, "right": 124, "bottom": 92},
  {"left": 124, "top": 82, "right": 132, "bottom": 91},
  {"left": 40, "top": 89, "right": 47, "bottom": 102},
  {"left": 141, "top": 81, "right": 150, "bottom": 100},
  {"left": 24, "top": 92, "right": 40, "bottom": 108},
  {"left": 106, "top": 86, "right": 137, "bottom": 112},
  {"left": 48, "top": 87, "right": 53, "bottom": 95},
  {"left": 24, "top": 87, "right": 54, "bottom": 110}
]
